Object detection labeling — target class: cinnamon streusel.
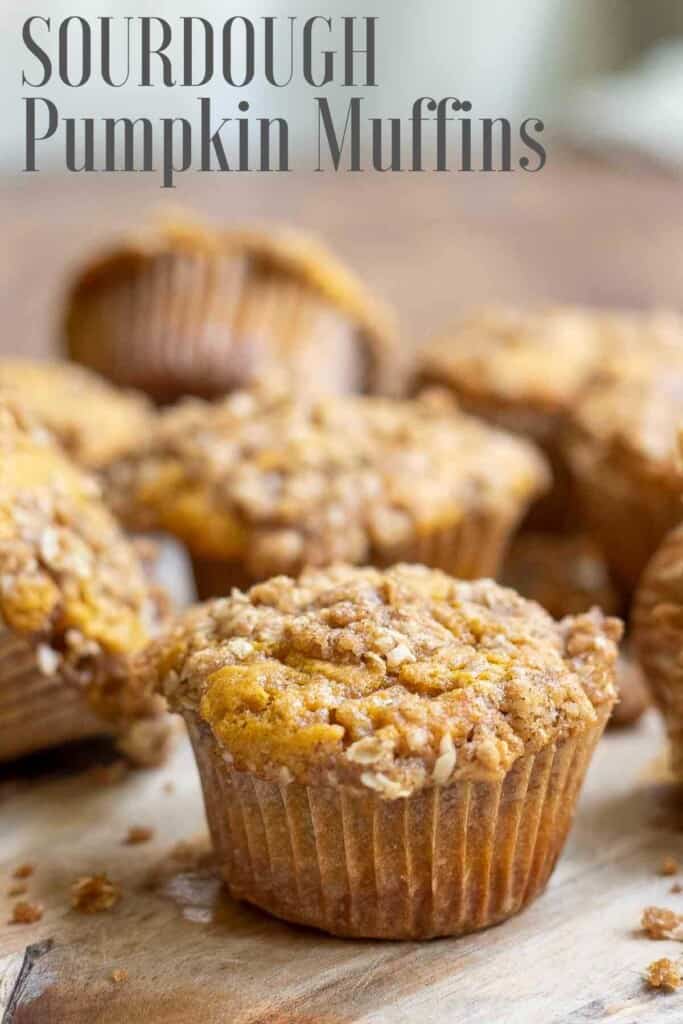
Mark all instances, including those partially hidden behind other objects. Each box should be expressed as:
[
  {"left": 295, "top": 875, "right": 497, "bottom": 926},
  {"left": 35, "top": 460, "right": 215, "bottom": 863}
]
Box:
[
  {"left": 104, "top": 387, "right": 549, "bottom": 599},
  {"left": 149, "top": 563, "right": 621, "bottom": 938},
  {"left": 417, "top": 307, "right": 683, "bottom": 532},
  {"left": 0, "top": 400, "right": 170, "bottom": 763},
  {"left": 63, "top": 215, "right": 401, "bottom": 403},
  {"left": 0, "top": 359, "right": 153, "bottom": 470}
]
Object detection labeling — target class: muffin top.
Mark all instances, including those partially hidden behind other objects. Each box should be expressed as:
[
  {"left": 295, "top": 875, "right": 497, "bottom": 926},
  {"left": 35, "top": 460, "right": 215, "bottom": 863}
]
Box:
[
  {"left": 65, "top": 217, "right": 401, "bottom": 397},
  {"left": 566, "top": 355, "right": 683, "bottom": 482},
  {"left": 0, "top": 359, "right": 153, "bottom": 470},
  {"left": 155, "top": 564, "right": 621, "bottom": 795},
  {"left": 0, "top": 401, "right": 161, "bottom": 718},
  {"left": 418, "top": 307, "right": 683, "bottom": 428},
  {"left": 418, "top": 307, "right": 602, "bottom": 416},
  {"left": 105, "top": 388, "right": 549, "bottom": 576}
]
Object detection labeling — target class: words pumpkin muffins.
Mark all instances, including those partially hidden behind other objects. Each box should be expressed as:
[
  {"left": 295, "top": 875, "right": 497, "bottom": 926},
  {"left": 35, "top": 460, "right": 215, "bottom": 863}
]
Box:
[
  {"left": 64, "top": 217, "right": 401, "bottom": 403},
  {"left": 0, "top": 401, "right": 170, "bottom": 763},
  {"left": 104, "top": 388, "right": 549, "bottom": 598},
  {"left": 151, "top": 563, "right": 621, "bottom": 939},
  {"left": 0, "top": 358, "right": 153, "bottom": 471}
]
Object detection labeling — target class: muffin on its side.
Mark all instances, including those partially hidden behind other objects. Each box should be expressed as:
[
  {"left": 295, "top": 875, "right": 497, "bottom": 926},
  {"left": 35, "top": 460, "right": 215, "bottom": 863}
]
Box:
[
  {"left": 0, "top": 359, "right": 153, "bottom": 470},
  {"left": 0, "top": 401, "right": 171, "bottom": 764},
  {"left": 633, "top": 523, "right": 683, "bottom": 774},
  {"left": 63, "top": 217, "right": 402, "bottom": 404},
  {"left": 150, "top": 563, "right": 621, "bottom": 939},
  {"left": 104, "top": 387, "right": 549, "bottom": 599}
]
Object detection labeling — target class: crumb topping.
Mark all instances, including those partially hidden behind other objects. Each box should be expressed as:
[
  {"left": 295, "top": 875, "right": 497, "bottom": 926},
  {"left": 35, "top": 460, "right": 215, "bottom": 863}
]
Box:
[
  {"left": 0, "top": 359, "right": 152, "bottom": 469},
  {"left": 111, "top": 968, "right": 129, "bottom": 984},
  {"left": 646, "top": 957, "right": 682, "bottom": 991},
  {"left": 71, "top": 874, "right": 121, "bottom": 913},
  {"left": 660, "top": 857, "right": 680, "bottom": 877},
  {"left": 13, "top": 863, "right": 34, "bottom": 879},
  {"left": 105, "top": 388, "right": 548, "bottom": 574},
  {"left": 420, "top": 308, "right": 683, "bottom": 430},
  {"left": 418, "top": 307, "right": 602, "bottom": 413},
  {"left": 9, "top": 901, "right": 43, "bottom": 925},
  {"left": 123, "top": 825, "right": 154, "bottom": 845},
  {"left": 0, "top": 401, "right": 161, "bottom": 725},
  {"left": 152, "top": 564, "right": 620, "bottom": 795},
  {"left": 642, "top": 906, "right": 683, "bottom": 941}
]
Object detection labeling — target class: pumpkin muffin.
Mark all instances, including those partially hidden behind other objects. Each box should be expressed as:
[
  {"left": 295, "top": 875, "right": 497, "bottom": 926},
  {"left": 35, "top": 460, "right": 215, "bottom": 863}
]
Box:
[
  {"left": 501, "top": 531, "right": 647, "bottom": 726},
  {"left": 416, "top": 308, "right": 683, "bottom": 530},
  {"left": 501, "top": 532, "right": 619, "bottom": 620},
  {"left": 633, "top": 522, "right": 683, "bottom": 774},
  {"left": 63, "top": 216, "right": 401, "bottom": 404},
  {"left": 0, "top": 359, "right": 153, "bottom": 470},
  {"left": 565, "top": 356, "right": 683, "bottom": 595},
  {"left": 0, "top": 401, "right": 171, "bottom": 764},
  {"left": 104, "top": 387, "right": 549, "bottom": 599},
  {"left": 150, "top": 563, "right": 621, "bottom": 939}
]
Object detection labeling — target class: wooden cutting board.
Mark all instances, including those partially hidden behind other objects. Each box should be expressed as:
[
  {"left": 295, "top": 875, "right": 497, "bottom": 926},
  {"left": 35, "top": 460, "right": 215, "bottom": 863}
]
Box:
[{"left": 1, "top": 710, "right": 682, "bottom": 1024}]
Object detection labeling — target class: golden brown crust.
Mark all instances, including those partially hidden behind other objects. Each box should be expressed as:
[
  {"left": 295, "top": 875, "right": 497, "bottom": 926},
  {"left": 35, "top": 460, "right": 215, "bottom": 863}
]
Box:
[
  {"left": 104, "top": 387, "right": 549, "bottom": 580},
  {"left": 417, "top": 307, "right": 602, "bottom": 431},
  {"left": 153, "top": 563, "right": 621, "bottom": 795},
  {"left": 633, "top": 523, "right": 683, "bottom": 773},
  {"left": 0, "top": 359, "right": 153, "bottom": 470},
  {"left": 64, "top": 214, "right": 402, "bottom": 400},
  {"left": 566, "top": 357, "right": 683, "bottom": 592},
  {"left": 0, "top": 400, "right": 162, "bottom": 727}
]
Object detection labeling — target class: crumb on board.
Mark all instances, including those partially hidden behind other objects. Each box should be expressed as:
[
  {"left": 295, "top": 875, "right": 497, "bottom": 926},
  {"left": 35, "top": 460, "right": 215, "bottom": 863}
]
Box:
[
  {"left": 672, "top": 883, "right": 683, "bottom": 894},
  {"left": 7, "top": 883, "right": 28, "bottom": 897},
  {"left": 162, "top": 781, "right": 174, "bottom": 795},
  {"left": 123, "top": 826, "right": 155, "bottom": 845},
  {"left": 13, "top": 864, "right": 34, "bottom": 879},
  {"left": 646, "top": 957, "right": 682, "bottom": 991},
  {"left": 642, "top": 906, "right": 683, "bottom": 940},
  {"left": 9, "top": 901, "right": 43, "bottom": 925},
  {"left": 110, "top": 968, "right": 129, "bottom": 984},
  {"left": 71, "top": 874, "right": 121, "bottom": 913},
  {"left": 660, "top": 857, "right": 680, "bottom": 877},
  {"left": 89, "top": 760, "right": 128, "bottom": 786}
]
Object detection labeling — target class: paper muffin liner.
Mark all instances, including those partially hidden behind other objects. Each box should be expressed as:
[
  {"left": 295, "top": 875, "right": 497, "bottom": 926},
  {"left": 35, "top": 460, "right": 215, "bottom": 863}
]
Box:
[
  {"left": 66, "top": 245, "right": 395, "bottom": 404},
  {"left": 0, "top": 629, "right": 103, "bottom": 762},
  {"left": 572, "top": 459, "right": 682, "bottom": 597},
  {"left": 186, "top": 707, "right": 608, "bottom": 939},
  {"left": 190, "top": 509, "right": 522, "bottom": 600}
]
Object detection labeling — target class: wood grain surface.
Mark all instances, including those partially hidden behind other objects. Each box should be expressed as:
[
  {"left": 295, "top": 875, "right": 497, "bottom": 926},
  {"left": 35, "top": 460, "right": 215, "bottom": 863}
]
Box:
[
  {"left": 0, "top": 711, "right": 681, "bottom": 1024},
  {"left": 2, "top": 157, "right": 683, "bottom": 1022}
]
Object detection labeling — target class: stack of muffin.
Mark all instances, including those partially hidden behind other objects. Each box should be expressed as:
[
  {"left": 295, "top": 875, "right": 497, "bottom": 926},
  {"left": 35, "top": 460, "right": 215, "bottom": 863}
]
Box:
[{"left": 3, "top": 212, "right": 683, "bottom": 940}]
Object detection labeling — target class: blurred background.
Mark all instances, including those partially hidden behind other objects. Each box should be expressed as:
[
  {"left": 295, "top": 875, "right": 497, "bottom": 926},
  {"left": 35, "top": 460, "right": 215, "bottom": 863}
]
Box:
[{"left": 2, "top": 0, "right": 683, "bottom": 355}]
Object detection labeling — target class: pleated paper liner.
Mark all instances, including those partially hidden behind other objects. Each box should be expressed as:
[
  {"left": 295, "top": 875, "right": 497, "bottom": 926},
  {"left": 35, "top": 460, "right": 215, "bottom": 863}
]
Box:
[
  {"left": 191, "top": 508, "right": 522, "bottom": 601},
  {"left": 186, "top": 706, "right": 609, "bottom": 940},
  {"left": 65, "top": 232, "right": 399, "bottom": 404},
  {"left": 0, "top": 630, "right": 103, "bottom": 762},
  {"left": 571, "top": 454, "right": 682, "bottom": 596}
]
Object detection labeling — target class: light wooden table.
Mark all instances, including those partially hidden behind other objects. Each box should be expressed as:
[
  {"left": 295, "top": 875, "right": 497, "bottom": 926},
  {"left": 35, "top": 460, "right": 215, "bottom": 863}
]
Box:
[
  {"left": 0, "top": 708, "right": 681, "bottom": 1023},
  {"left": 3, "top": 158, "right": 683, "bottom": 1021}
]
